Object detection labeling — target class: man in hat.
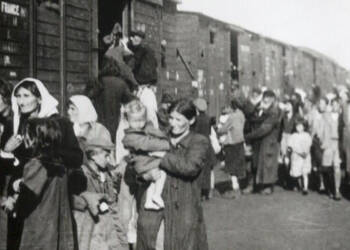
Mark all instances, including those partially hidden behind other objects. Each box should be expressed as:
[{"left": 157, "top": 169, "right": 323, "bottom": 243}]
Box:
[
  {"left": 245, "top": 90, "right": 282, "bottom": 195},
  {"left": 128, "top": 30, "right": 158, "bottom": 87}
]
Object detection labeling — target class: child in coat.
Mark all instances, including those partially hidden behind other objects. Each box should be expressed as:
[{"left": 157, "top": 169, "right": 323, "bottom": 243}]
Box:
[
  {"left": 73, "top": 133, "right": 128, "bottom": 250},
  {"left": 287, "top": 119, "right": 312, "bottom": 195},
  {"left": 122, "top": 100, "right": 170, "bottom": 210}
]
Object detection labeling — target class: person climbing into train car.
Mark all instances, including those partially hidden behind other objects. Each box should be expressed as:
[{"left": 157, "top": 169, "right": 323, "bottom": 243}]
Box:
[
  {"left": 244, "top": 90, "right": 282, "bottom": 195},
  {"left": 104, "top": 23, "right": 139, "bottom": 92},
  {"left": 192, "top": 98, "right": 217, "bottom": 201},
  {"left": 127, "top": 30, "right": 159, "bottom": 128}
]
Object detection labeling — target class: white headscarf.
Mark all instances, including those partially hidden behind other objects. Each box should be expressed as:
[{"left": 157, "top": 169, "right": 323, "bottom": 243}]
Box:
[
  {"left": 12, "top": 78, "right": 59, "bottom": 134},
  {"left": 69, "top": 95, "right": 97, "bottom": 124}
]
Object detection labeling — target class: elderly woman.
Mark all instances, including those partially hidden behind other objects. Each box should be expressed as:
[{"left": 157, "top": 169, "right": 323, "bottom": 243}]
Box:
[
  {"left": 0, "top": 78, "right": 83, "bottom": 250},
  {"left": 67, "top": 95, "right": 111, "bottom": 144},
  {"left": 137, "top": 99, "right": 209, "bottom": 250}
]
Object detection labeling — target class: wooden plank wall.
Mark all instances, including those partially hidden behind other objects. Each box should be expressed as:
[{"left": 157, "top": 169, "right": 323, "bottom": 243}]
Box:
[
  {"left": 65, "top": 0, "right": 90, "bottom": 96},
  {"left": 36, "top": 4, "right": 60, "bottom": 94},
  {"left": 0, "top": 0, "right": 31, "bottom": 84},
  {"left": 35, "top": 0, "right": 91, "bottom": 102}
]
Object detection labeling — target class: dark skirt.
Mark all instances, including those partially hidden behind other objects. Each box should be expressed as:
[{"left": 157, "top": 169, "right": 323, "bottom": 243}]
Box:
[{"left": 223, "top": 142, "right": 246, "bottom": 178}]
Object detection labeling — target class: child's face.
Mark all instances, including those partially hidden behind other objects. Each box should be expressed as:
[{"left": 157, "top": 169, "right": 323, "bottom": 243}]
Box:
[
  {"left": 91, "top": 149, "right": 111, "bottom": 169},
  {"left": 128, "top": 114, "right": 147, "bottom": 130},
  {"left": 296, "top": 123, "right": 304, "bottom": 133}
]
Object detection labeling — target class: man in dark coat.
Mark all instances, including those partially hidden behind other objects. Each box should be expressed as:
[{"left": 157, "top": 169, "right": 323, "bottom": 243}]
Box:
[
  {"left": 127, "top": 30, "right": 158, "bottom": 86},
  {"left": 192, "top": 98, "right": 217, "bottom": 200},
  {"left": 245, "top": 90, "right": 282, "bottom": 195}
]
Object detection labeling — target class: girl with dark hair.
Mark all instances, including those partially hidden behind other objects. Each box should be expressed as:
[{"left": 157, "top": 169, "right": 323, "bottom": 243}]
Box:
[
  {"left": 286, "top": 118, "right": 312, "bottom": 195},
  {"left": 0, "top": 78, "right": 82, "bottom": 250},
  {"left": 12, "top": 118, "right": 75, "bottom": 250},
  {"left": 137, "top": 98, "right": 209, "bottom": 250}
]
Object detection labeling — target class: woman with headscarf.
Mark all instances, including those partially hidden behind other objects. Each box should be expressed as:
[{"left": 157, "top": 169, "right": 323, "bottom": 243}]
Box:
[
  {"left": 67, "top": 95, "right": 112, "bottom": 145},
  {"left": 0, "top": 78, "right": 83, "bottom": 250}
]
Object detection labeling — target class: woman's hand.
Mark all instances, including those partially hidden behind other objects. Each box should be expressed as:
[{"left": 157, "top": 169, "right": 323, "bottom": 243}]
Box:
[
  {"left": 4, "top": 135, "right": 23, "bottom": 153},
  {"left": 12, "top": 179, "right": 23, "bottom": 193}
]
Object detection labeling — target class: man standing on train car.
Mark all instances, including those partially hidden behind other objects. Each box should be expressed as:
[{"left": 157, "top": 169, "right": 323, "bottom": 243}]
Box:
[
  {"left": 244, "top": 90, "right": 282, "bottom": 195},
  {"left": 128, "top": 30, "right": 159, "bottom": 128}
]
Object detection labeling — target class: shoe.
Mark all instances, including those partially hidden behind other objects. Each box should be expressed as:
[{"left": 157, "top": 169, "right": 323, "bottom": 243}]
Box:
[
  {"left": 222, "top": 190, "right": 236, "bottom": 199},
  {"left": 334, "top": 192, "right": 342, "bottom": 201},
  {"left": 261, "top": 187, "right": 273, "bottom": 195},
  {"left": 302, "top": 190, "right": 308, "bottom": 196},
  {"left": 242, "top": 186, "right": 253, "bottom": 195}
]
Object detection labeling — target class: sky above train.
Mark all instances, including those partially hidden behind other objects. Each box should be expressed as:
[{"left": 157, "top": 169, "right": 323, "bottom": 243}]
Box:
[{"left": 179, "top": 0, "right": 350, "bottom": 70}]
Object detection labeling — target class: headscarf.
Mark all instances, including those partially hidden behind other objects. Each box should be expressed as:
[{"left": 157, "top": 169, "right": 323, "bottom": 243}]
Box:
[
  {"left": 12, "top": 78, "right": 59, "bottom": 134},
  {"left": 69, "top": 95, "right": 97, "bottom": 124},
  {"left": 69, "top": 95, "right": 98, "bottom": 137}
]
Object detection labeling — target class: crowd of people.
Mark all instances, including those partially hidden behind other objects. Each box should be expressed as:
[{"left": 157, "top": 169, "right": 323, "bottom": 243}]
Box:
[{"left": 0, "top": 22, "right": 349, "bottom": 250}]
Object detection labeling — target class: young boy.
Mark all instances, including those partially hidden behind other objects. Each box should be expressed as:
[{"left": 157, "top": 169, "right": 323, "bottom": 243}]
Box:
[
  {"left": 122, "top": 100, "right": 169, "bottom": 210},
  {"left": 74, "top": 134, "right": 128, "bottom": 250}
]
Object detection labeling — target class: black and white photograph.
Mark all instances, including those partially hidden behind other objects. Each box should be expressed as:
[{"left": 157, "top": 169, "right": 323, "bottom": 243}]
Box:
[{"left": 0, "top": 0, "right": 350, "bottom": 249}]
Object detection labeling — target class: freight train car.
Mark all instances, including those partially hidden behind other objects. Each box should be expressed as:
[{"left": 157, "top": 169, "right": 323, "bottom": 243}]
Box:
[{"left": 0, "top": 0, "right": 95, "bottom": 111}]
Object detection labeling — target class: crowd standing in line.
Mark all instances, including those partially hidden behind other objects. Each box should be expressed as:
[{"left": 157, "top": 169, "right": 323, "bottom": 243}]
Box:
[{"left": 0, "top": 23, "right": 350, "bottom": 250}]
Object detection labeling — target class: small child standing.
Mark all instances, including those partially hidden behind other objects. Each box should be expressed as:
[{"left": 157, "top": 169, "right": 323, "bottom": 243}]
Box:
[
  {"left": 122, "top": 100, "right": 170, "bottom": 210},
  {"left": 287, "top": 119, "right": 312, "bottom": 195}
]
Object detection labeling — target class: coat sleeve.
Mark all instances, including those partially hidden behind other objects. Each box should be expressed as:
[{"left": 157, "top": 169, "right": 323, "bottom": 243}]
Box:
[
  {"left": 160, "top": 135, "right": 209, "bottom": 179},
  {"left": 123, "top": 133, "right": 170, "bottom": 152},
  {"left": 16, "top": 160, "right": 48, "bottom": 217},
  {"left": 245, "top": 112, "right": 279, "bottom": 141}
]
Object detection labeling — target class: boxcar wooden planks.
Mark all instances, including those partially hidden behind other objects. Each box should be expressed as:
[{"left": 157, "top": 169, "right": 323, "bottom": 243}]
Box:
[{"left": 0, "top": 0, "right": 30, "bottom": 83}]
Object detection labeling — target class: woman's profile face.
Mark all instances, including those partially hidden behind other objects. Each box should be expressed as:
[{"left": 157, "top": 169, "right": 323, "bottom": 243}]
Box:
[
  {"left": 169, "top": 110, "right": 190, "bottom": 136},
  {"left": 67, "top": 103, "right": 79, "bottom": 123},
  {"left": 15, "top": 87, "right": 40, "bottom": 114}
]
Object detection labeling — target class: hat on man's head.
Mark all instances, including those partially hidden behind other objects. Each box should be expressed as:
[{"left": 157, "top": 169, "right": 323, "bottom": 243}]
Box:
[
  {"left": 130, "top": 30, "right": 145, "bottom": 39},
  {"left": 193, "top": 98, "right": 207, "bottom": 112},
  {"left": 85, "top": 134, "right": 115, "bottom": 152}
]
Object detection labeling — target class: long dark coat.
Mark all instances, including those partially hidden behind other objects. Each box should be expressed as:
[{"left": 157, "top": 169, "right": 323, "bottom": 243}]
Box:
[
  {"left": 16, "top": 158, "right": 75, "bottom": 250},
  {"left": 341, "top": 102, "right": 350, "bottom": 173},
  {"left": 160, "top": 132, "right": 209, "bottom": 250},
  {"left": 193, "top": 113, "right": 217, "bottom": 191},
  {"left": 245, "top": 106, "right": 281, "bottom": 184},
  {"left": 0, "top": 115, "right": 83, "bottom": 250},
  {"left": 94, "top": 76, "right": 133, "bottom": 141}
]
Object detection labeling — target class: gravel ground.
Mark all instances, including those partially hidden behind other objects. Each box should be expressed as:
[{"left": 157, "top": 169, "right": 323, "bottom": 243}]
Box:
[{"left": 203, "top": 168, "right": 350, "bottom": 250}]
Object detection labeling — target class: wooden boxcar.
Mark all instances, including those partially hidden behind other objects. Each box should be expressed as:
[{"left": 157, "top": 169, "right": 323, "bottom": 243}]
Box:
[{"left": 1, "top": 0, "right": 348, "bottom": 116}]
